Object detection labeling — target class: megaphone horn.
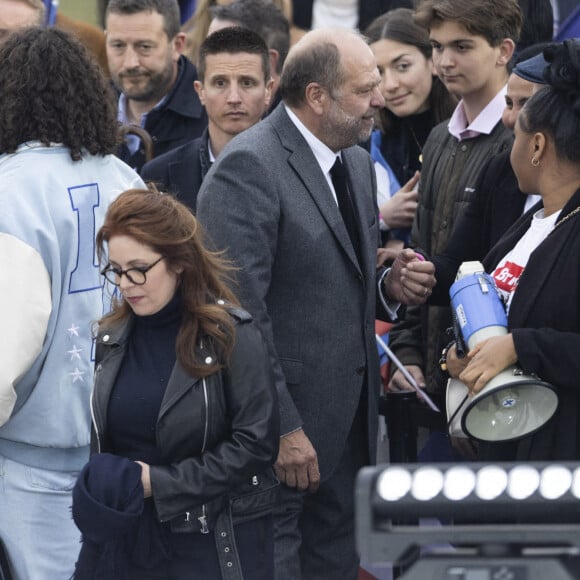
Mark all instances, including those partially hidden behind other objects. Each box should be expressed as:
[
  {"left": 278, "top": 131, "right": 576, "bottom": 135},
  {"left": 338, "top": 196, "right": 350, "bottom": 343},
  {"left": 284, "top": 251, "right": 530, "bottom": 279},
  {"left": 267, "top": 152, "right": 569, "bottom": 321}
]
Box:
[{"left": 445, "top": 262, "right": 558, "bottom": 443}]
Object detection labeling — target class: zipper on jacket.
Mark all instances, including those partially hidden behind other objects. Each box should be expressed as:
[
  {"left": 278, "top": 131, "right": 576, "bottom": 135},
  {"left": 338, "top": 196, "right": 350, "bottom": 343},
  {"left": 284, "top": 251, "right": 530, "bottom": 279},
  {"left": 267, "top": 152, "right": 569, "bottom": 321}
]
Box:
[
  {"left": 90, "top": 363, "right": 103, "bottom": 453},
  {"left": 198, "top": 377, "right": 210, "bottom": 533},
  {"left": 201, "top": 377, "right": 209, "bottom": 452}
]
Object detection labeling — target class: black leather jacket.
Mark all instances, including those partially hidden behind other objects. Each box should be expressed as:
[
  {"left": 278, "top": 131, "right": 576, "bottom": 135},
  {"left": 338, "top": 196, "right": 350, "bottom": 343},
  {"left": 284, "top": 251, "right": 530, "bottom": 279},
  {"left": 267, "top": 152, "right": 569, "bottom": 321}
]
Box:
[{"left": 91, "top": 306, "right": 279, "bottom": 578}]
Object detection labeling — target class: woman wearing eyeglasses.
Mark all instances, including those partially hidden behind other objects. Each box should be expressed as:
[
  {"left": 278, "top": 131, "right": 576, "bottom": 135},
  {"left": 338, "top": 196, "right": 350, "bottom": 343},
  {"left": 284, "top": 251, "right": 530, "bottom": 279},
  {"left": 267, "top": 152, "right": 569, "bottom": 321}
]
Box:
[{"left": 72, "top": 188, "right": 279, "bottom": 580}]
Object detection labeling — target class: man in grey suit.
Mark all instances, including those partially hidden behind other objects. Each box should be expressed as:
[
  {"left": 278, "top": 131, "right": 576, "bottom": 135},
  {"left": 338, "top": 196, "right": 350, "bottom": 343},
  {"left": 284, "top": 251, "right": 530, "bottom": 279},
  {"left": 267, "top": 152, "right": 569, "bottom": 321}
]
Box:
[{"left": 197, "top": 28, "right": 435, "bottom": 580}]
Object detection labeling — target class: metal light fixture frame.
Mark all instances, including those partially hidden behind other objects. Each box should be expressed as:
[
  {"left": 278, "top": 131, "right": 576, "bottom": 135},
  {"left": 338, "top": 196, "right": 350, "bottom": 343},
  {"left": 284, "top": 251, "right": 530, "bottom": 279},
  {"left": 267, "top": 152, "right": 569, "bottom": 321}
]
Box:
[{"left": 356, "top": 463, "right": 580, "bottom": 579}]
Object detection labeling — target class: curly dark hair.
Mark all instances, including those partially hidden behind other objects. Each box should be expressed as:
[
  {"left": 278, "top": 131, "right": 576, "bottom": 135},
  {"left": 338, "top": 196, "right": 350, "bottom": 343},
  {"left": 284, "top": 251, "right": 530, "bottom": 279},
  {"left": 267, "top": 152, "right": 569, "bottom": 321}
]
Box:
[
  {"left": 0, "top": 27, "right": 119, "bottom": 161},
  {"left": 97, "top": 188, "right": 241, "bottom": 378}
]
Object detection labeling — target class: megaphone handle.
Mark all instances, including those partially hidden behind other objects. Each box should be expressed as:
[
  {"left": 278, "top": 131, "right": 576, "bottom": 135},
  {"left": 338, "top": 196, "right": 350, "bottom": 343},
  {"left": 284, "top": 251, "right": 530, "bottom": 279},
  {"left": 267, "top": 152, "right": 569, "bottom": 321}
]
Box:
[
  {"left": 452, "top": 309, "right": 466, "bottom": 358},
  {"left": 447, "top": 390, "right": 469, "bottom": 430}
]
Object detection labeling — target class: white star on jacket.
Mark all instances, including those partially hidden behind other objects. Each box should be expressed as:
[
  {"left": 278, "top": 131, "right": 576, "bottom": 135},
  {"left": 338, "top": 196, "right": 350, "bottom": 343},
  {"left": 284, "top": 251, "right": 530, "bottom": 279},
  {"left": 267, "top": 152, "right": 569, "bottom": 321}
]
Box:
[
  {"left": 67, "top": 323, "right": 80, "bottom": 337},
  {"left": 68, "top": 345, "right": 83, "bottom": 361},
  {"left": 69, "top": 368, "right": 85, "bottom": 383}
]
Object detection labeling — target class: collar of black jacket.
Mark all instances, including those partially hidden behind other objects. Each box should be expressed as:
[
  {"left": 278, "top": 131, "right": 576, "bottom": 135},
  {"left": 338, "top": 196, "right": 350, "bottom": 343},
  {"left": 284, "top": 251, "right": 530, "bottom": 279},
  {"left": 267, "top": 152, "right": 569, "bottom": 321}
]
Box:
[{"left": 155, "top": 55, "right": 205, "bottom": 120}]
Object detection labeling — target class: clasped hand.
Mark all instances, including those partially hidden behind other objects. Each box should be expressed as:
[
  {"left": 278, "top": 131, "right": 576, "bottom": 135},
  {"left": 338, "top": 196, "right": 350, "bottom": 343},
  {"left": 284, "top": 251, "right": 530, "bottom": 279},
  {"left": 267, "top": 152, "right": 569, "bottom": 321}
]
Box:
[{"left": 380, "top": 248, "right": 436, "bottom": 305}]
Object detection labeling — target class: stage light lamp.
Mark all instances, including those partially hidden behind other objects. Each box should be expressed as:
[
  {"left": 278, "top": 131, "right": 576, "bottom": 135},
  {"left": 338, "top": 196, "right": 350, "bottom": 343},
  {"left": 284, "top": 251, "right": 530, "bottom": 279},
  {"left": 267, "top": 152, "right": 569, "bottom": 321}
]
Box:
[{"left": 356, "top": 461, "right": 580, "bottom": 579}]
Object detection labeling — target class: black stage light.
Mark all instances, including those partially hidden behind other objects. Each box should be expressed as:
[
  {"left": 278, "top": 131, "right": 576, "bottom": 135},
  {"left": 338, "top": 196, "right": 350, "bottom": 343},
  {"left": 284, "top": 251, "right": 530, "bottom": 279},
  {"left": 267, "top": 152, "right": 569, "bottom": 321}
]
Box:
[{"left": 356, "top": 462, "right": 580, "bottom": 579}]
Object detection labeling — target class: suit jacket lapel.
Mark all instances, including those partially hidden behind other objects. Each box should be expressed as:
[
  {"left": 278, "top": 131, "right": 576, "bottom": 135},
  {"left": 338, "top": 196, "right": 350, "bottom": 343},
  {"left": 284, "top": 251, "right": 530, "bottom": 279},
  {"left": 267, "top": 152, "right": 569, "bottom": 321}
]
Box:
[
  {"left": 272, "top": 106, "right": 362, "bottom": 272},
  {"left": 342, "top": 148, "right": 377, "bottom": 284}
]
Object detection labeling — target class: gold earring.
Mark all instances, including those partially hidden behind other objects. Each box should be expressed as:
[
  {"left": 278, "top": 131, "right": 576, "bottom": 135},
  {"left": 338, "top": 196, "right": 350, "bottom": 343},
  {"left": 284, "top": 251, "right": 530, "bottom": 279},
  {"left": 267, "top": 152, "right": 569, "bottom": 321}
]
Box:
[{"left": 531, "top": 157, "right": 540, "bottom": 167}]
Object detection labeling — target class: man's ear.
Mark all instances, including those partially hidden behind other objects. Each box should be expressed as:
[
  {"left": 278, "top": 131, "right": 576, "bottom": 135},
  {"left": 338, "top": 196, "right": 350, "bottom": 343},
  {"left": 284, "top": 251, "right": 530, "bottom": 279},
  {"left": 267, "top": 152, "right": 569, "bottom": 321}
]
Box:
[
  {"left": 194, "top": 80, "right": 205, "bottom": 105},
  {"left": 496, "top": 38, "right": 516, "bottom": 67},
  {"left": 172, "top": 32, "right": 187, "bottom": 57},
  {"left": 304, "top": 82, "right": 328, "bottom": 116},
  {"left": 269, "top": 48, "right": 280, "bottom": 77},
  {"left": 264, "top": 78, "right": 275, "bottom": 108}
]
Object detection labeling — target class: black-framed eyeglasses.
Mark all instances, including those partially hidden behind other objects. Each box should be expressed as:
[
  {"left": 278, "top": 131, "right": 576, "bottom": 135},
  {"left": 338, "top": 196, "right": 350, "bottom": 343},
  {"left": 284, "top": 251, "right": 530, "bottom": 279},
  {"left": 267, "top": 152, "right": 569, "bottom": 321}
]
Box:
[{"left": 101, "top": 256, "right": 164, "bottom": 286}]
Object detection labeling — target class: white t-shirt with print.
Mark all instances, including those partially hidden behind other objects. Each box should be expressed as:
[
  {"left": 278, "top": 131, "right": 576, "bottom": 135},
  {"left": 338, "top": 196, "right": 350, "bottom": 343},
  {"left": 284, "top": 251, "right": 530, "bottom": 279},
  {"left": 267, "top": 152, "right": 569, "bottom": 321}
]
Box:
[{"left": 491, "top": 208, "right": 560, "bottom": 312}]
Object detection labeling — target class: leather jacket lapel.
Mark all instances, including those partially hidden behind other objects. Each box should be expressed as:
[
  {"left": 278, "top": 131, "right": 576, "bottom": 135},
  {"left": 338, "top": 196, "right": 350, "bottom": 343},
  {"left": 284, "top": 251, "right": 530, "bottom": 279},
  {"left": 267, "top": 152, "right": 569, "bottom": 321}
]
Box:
[{"left": 157, "top": 361, "right": 201, "bottom": 420}]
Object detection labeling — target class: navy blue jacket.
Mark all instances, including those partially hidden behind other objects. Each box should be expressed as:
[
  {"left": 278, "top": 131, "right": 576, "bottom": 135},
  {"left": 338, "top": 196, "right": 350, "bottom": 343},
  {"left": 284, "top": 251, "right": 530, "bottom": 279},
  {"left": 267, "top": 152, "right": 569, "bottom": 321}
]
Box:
[{"left": 141, "top": 129, "right": 210, "bottom": 213}]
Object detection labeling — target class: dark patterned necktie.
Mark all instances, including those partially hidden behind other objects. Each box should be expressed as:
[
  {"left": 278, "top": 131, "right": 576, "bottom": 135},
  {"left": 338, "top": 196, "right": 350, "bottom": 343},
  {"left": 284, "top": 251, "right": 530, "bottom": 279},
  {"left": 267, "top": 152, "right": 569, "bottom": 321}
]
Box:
[{"left": 330, "top": 157, "right": 360, "bottom": 260}]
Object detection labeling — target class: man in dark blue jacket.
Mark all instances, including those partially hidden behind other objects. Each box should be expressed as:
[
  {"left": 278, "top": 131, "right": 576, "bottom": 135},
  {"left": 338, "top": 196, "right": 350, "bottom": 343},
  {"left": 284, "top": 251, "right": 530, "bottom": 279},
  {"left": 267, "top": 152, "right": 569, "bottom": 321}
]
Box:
[{"left": 141, "top": 27, "right": 273, "bottom": 211}]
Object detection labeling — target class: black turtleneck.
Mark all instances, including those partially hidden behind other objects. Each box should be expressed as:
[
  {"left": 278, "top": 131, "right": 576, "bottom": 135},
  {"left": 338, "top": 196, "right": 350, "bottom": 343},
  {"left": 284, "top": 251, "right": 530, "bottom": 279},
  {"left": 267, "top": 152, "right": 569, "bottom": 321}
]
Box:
[
  {"left": 107, "top": 292, "right": 182, "bottom": 465},
  {"left": 380, "top": 108, "right": 435, "bottom": 185}
]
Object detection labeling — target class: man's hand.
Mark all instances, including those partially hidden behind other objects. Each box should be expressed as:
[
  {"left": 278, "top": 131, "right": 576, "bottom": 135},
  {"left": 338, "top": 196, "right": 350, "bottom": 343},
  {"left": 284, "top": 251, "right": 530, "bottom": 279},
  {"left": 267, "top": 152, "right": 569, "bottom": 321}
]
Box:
[
  {"left": 388, "top": 365, "right": 425, "bottom": 392},
  {"left": 274, "top": 428, "right": 320, "bottom": 493},
  {"left": 379, "top": 172, "right": 420, "bottom": 230},
  {"left": 383, "top": 248, "right": 436, "bottom": 305}
]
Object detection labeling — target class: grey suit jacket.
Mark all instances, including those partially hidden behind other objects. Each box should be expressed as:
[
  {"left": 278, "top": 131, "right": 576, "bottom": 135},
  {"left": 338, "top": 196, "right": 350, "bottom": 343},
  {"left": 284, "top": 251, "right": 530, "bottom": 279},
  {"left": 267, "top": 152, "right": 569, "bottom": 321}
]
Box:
[{"left": 197, "top": 104, "right": 385, "bottom": 479}]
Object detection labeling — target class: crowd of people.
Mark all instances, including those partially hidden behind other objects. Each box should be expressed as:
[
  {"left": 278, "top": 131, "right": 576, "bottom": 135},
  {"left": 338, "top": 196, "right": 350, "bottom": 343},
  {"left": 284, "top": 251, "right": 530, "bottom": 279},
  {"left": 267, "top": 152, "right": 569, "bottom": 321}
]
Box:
[{"left": 0, "top": 0, "right": 578, "bottom": 579}]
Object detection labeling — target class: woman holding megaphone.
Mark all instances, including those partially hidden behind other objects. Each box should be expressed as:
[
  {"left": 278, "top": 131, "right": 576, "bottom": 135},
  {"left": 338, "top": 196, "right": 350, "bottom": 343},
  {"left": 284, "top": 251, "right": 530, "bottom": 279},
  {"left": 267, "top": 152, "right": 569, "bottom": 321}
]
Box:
[{"left": 444, "top": 39, "right": 580, "bottom": 462}]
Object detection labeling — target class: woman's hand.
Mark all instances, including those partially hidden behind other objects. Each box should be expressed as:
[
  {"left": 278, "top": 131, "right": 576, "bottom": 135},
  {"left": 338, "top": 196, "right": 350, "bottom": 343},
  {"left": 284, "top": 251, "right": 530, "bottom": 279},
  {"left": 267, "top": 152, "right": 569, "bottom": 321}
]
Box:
[
  {"left": 459, "top": 334, "right": 518, "bottom": 395},
  {"left": 379, "top": 171, "right": 420, "bottom": 230},
  {"left": 135, "top": 461, "right": 152, "bottom": 498}
]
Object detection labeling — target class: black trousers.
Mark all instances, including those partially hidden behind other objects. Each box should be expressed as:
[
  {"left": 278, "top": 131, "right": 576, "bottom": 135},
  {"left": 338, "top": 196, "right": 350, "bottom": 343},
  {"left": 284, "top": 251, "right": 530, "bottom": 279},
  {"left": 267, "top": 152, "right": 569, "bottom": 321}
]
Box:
[{"left": 273, "top": 398, "right": 370, "bottom": 580}]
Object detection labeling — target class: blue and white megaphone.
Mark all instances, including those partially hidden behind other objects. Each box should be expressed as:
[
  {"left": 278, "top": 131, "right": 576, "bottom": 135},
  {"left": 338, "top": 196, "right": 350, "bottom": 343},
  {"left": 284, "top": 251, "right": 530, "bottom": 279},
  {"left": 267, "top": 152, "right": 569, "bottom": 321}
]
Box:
[{"left": 446, "top": 262, "right": 558, "bottom": 442}]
